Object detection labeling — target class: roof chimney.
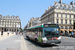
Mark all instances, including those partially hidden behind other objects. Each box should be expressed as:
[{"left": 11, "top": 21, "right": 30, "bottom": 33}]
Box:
[
  {"left": 74, "top": 3, "right": 75, "bottom": 5},
  {"left": 59, "top": 0, "right": 62, "bottom": 4},
  {"left": 48, "top": 7, "right": 49, "bottom": 10},
  {"left": 50, "top": 6, "right": 52, "bottom": 8},
  {"left": 45, "top": 10, "right": 47, "bottom": 12},
  {"left": 70, "top": 1, "right": 74, "bottom": 5},
  {"left": 0, "top": 15, "right": 2, "bottom": 16},
  {"left": 54, "top": 2, "right": 57, "bottom": 5}
]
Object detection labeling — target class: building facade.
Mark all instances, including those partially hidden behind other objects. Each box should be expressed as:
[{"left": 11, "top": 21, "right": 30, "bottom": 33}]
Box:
[
  {"left": 0, "top": 15, "right": 21, "bottom": 32},
  {"left": 41, "top": 0, "right": 75, "bottom": 33},
  {"left": 24, "top": 17, "right": 41, "bottom": 30}
]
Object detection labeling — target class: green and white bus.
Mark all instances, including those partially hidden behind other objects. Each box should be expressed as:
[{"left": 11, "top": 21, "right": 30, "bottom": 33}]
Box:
[{"left": 26, "top": 24, "right": 61, "bottom": 45}]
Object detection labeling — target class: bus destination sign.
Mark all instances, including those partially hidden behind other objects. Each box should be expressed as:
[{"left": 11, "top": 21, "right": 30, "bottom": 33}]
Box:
[{"left": 44, "top": 24, "right": 57, "bottom": 27}]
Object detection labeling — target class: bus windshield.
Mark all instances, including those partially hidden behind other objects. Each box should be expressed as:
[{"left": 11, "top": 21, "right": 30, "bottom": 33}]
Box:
[{"left": 43, "top": 27, "right": 60, "bottom": 37}]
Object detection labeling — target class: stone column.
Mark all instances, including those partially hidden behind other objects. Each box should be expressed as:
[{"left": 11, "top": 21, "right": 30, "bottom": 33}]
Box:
[
  {"left": 72, "top": 26, "right": 73, "bottom": 32},
  {"left": 63, "top": 26, "right": 65, "bottom": 33},
  {"left": 72, "top": 18, "right": 73, "bottom": 25},
  {"left": 54, "top": 18, "right": 56, "bottom": 24},
  {"left": 63, "top": 19, "right": 65, "bottom": 24},
  {"left": 67, "top": 19, "right": 69, "bottom": 24},
  {"left": 59, "top": 18, "right": 61, "bottom": 24}
]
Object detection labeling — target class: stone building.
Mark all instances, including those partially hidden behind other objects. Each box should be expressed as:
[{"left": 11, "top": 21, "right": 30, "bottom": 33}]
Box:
[
  {"left": 24, "top": 17, "right": 41, "bottom": 30},
  {"left": 41, "top": 0, "right": 75, "bottom": 33},
  {"left": 0, "top": 15, "right": 21, "bottom": 32}
]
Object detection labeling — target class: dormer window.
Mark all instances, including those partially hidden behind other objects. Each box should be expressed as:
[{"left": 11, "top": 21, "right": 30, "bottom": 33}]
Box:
[
  {"left": 73, "top": 12, "right": 75, "bottom": 14},
  {"left": 56, "top": 5, "right": 59, "bottom": 9},
  {"left": 64, "top": 5, "right": 66, "bottom": 7},
  {"left": 60, "top": 4, "right": 62, "bottom": 7},
  {"left": 56, "top": 6, "right": 58, "bottom": 9},
  {"left": 6, "top": 16, "right": 7, "bottom": 18},
  {"left": 73, "top": 7, "right": 75, "bottom": 10},
  {"left": 65, "top": 11, "right": 67, "bottom": 13},
  {"left": 69, "top": 6, "right": 72, "bottom": 9},
  {"left": 0, "top": 16, "right": 2, "bottom": 18}
]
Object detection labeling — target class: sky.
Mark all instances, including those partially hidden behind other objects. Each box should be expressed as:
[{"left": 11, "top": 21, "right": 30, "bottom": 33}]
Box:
[{"left": 0, "top": 0, "right": 74, "bottom": 29}]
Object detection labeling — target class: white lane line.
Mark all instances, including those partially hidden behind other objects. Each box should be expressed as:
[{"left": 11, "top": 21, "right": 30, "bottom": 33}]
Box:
[
  {"left": 52, "top": 46, "right": 74, "bottom": 49},
  {"left": 21, "top": 36, "right": 28, "bottom": 50}
]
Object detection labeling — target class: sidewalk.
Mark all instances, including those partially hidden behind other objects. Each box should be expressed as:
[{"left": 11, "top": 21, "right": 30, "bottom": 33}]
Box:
[
  {"left": 0, "top": 32, "right": 15, "bottom": 40},
  {"left": 0, "top": 32, "right": 27, "bottom": 50}
]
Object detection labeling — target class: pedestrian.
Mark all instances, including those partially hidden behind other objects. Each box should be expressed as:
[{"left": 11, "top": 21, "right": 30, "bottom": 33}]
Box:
[
  {"left": 7, "top": 30, "right": 10, "bottom": 36},
  {"left": 22, "top": 32, "right": 23, "bottom": 35},
  {"left": 16, "top": 31, "right": 18, "bottom": 35},
  {"left": 71, "top": 31, "right": 73, "bottom": 35},
  {"left": 1, "top": 30, "right": 3, "bottom": 37}
]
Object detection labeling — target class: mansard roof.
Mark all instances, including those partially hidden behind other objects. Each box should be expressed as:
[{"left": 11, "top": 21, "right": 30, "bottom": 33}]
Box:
[
  {"left": 41, "top": 2, "right": 75, "bottom": 17},
  {"left": 0, "top": 15, "right": 20, "bottom": 20}
]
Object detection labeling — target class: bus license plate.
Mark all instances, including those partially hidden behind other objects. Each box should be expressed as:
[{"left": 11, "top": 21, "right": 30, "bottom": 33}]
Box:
[{"left": 51, "top": 43, "right": 55, "bottom": 44}]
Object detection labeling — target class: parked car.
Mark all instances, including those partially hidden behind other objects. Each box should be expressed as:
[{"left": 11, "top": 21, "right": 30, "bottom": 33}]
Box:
[
  {"left": 67, "top": 34, "right": 71, "bottom": 37},
  {"left": 72, "top": 34, "right": 75, "bottom": 37},
  {"left": 70, "top": 34, "right": 73, "bottom": 37},
  {"left": 65, "top": 32, "right": 71, "bottom": 37},
  {"left": 61, "top": 33, "right": 70, "bottom": 37},
  {"left": 62, "top": 33, "right": 65, "bottom": 36}
]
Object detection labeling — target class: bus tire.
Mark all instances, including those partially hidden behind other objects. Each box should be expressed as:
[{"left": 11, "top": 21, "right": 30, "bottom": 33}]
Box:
[
  {"left": 35, "top": 38, "right": 38, "bottom": 43},
  {"left": 26, "top": 36, "right": 30, "bottom": 40},
  {"left": 40, "top": 43, "right": 45, "bottom": 46}
]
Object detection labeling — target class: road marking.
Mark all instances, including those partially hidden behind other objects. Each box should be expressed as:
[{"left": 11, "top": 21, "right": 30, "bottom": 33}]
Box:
[
  {"left": 52, "top": 45, "right": 74, "bottom": 49},
  {"left": 2, "top": 47, "right": 7, "bottom": 50},
  {"left": 33, "top": 44, "right": 37, "bottom": 47},
  {"left": 21, "top": 36, "right": 28, "bottom": 50}
]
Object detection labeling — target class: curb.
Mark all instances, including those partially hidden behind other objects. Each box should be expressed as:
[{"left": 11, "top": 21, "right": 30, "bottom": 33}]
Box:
[{"left": 21, "top": 36, "right": 28, "bottom": 50}]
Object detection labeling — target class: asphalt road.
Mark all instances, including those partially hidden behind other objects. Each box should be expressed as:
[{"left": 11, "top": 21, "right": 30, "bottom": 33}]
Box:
[
  {"left": 23, "top": 32, "right": 75, "bottom": 50},
  {"left": 0, "top": 35, "right": 22, "bottom": 50}
]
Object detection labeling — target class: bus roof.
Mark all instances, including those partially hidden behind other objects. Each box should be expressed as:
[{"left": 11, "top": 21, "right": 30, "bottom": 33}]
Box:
[
  {"left": 26, "top": 24, "right": 59, "bottom": 30},
  {"left": 26, "top": 24, "right": 42, "bottom": 29}
]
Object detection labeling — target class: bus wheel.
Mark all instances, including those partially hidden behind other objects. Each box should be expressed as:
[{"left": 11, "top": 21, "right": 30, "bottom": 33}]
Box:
[
  {"left": 26, "top": 36, "right": 30, "bottom": 40},
  {"left": 35, "top": 38, "right": 38, "bottom": 43},
  {"left": 40, "top": 43, "right": 45, "bottom": 46}
]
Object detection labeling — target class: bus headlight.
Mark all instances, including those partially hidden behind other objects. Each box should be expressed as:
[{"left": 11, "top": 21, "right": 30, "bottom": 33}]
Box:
[
  {"left": 58, "top": 36, "right": 61, "bottom": 40},
  {"left": 42, "top": 37, "right": 47, "bottom": 41},
  {"left": 42, "top": 37, "right": 47, "bottom": 43}
]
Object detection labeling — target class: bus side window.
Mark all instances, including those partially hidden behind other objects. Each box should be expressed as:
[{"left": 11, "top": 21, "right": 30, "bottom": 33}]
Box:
[
  {"left": 35, "top": 31, "right": 37, "bottom": 34},
  {"left": 32, "top": 30, "right": 35, "bottom": 35},
  {"left": 38, "top": 29, "right": 41, "bottom": 36}
]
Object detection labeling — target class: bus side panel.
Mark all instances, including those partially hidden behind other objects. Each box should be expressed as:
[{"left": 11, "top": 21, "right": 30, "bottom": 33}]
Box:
[
  {"left": 38, "top": 28, "right": 43, "bottom": 43},
  {"left": 26, "top": 30, "right": 30, "bottom": 39},
  {"left": 38, "top": 36, "right": 42, "bottom": 42}
]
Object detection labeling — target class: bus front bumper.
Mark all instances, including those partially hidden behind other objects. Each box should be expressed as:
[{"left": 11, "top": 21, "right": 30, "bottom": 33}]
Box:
[{"left": 43, "top": 40, "right": 61, "bottom": 44}]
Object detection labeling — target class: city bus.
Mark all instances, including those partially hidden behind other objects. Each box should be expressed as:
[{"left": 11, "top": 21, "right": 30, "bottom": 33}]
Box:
[{"left": 26, "top": 24, "right": 61, "bottom": 45}]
